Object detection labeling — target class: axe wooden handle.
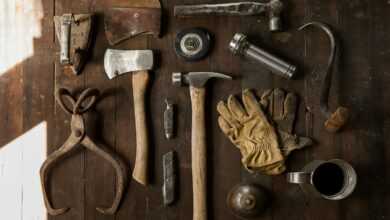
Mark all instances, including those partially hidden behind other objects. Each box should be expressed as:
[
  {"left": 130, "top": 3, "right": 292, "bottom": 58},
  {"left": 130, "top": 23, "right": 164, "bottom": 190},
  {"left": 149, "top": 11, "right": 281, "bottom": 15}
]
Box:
[
  {"left": 190, "top": 86, "right": 207, "bottom": 220},
  {"left": 132, "top": 70, "right": 149, "bottom": 185}
]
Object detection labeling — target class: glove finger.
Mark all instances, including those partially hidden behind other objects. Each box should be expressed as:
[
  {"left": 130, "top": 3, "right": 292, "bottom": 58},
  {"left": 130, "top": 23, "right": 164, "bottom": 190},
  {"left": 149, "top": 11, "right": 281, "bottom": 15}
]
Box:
[
  {"left": 272, "top": 88, "right": 285, "bottom": 121},
  {"left": 261, "top": 162, "right": 286, "bottom": 175},
  {"left": 217, "top": 116, "right": 232, "bottom": 135},
  {"left": 217, "top": 101, "right": 239, "bottom": 128},
  {"left": 283, "top": 92, "right": 298, "bottom": 133},
  {"left": 281, "top": 134, "right": 313, "bottom": 157},
  {"left": 260, "top": 89, "right": 273, "bottom": 115},
  {"left": 297, "top": 136, "right": 313, "bottom": 149},
  {"left": 227, "top": 94, "right": 248, "bottom": 122},
  {"left": 242, "top": 89, "right": 266, "bottom": 118},
  {"left": 218, "top": 116, "right": 242, "bottom": 147}
]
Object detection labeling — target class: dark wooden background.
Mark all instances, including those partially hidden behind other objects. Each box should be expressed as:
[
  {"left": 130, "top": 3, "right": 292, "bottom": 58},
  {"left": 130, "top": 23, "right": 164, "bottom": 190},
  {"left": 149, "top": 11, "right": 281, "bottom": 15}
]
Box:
[{"left": 1, "top": 0, "right": 389, "bottom": 219}]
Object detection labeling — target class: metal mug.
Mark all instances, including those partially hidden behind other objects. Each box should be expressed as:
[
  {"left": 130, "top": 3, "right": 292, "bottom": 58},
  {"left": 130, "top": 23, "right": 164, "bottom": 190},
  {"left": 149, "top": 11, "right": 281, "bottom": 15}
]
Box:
[{"left": 287, "top": 159, "right": 357, "bottom": 200}]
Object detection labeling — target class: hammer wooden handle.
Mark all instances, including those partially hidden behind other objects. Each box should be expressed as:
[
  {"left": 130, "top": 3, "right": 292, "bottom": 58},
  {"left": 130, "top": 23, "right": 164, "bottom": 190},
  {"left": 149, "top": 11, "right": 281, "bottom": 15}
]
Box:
[
  {"left": 132, "top": 70, "right": 149, "bottom": 185},
  {"left": 190, "top": 86, "right": 207, "bottom": 220}
]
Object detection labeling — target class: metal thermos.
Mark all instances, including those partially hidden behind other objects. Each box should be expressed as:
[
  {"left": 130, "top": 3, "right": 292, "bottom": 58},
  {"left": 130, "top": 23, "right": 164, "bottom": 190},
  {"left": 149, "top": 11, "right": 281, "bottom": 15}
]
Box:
[{"left": 229, "top": 33, "right": 296, "bottom": 79}]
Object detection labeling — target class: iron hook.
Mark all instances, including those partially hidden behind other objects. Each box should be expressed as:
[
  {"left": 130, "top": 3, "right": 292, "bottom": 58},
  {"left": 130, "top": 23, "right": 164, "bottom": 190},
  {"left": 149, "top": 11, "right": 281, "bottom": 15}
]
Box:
[{"left": 299, "top": 21, "right": 349, "bottom": 132}]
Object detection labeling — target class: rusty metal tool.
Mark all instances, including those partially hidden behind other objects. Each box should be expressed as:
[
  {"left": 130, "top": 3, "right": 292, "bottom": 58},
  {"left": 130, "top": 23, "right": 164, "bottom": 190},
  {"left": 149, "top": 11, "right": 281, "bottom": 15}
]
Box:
[
  {"left": 40, "top": 87, "right": 127, "bottom": 216},
  {"left": 164, "top": 99, "right": 175, "bottom": 139},
  {"left": 54, "top": 14, "right": 94, "bottom": 75},
  {"left": 104, "top": 49, "right": 154, "bottom": 185},
  {"left": 104, "top": 0, "right": 161, "bottom": 45},
  {"left": 172, "top": 72, "right": 232, "bottom": 220},
  {"left": 299, "top": 22, "right": 349, "bottom": 132},
  {"left": 174, "top": 0, "right": 284, "bottom": 32},
  {"left": 229, "top": 33, "right": 297, "bottom": 79},
  {"left": 162, "top": 151, "right": 177, "bottom": 206}
]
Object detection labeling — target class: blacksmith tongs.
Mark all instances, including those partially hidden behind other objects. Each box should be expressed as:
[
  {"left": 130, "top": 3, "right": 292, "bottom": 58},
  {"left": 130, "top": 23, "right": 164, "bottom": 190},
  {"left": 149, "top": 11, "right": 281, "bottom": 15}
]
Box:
[{"left": 40, "top": 87, "right": 127, "bottom": 216}]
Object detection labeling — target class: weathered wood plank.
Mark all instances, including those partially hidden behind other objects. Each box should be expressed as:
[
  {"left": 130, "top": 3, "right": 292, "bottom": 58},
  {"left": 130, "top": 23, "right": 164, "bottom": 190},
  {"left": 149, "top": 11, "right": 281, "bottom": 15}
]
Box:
[
  {"left": 50, "top": 1, "right": 86, "bottom": 220},
  {"left": 0, "top": 0, "right": 51, "bottom": 219},
  {"left": 338, "top": 0, "right": 386, "bottom": 219},
  {"left": 1, "top": 0, "right": 390, "bottom": 219},
  {"left": 83, "top": 11, "right": 116, "bottom": 220},
  {"left": 102, "top": 0, "right": 150, "bottom": 219},
  {"left": 300, "top": 1, "right": 344, "bottom": 220}
]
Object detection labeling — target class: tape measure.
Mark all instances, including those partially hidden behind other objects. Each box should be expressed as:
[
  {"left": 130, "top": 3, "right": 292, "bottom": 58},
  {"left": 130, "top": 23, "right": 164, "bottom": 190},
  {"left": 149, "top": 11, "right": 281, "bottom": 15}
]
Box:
[{"left": 174, "top": 28, "right": 211, "bottom": 61}]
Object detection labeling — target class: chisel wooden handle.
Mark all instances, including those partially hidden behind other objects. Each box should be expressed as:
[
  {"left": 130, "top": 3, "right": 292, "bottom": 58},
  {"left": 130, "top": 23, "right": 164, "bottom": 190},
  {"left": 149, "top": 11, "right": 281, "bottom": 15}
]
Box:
[
  {"left": 132, "top": 70, "right": 149, "bottom": 185},
  {"left": 190, "top": 86, "right": 207, "bottom": 220}
]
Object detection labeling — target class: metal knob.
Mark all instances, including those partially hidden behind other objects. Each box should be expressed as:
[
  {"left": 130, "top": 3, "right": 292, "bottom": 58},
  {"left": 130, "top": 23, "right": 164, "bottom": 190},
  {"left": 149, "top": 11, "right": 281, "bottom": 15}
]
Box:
[
  {"left": 229, "top": 33, "right": 297, "bottom": 79},
  {"left": 229, "top": 33, "right": 249, "bottom": 55},
  {"left": 268, "top": 0, "right": 284, "bottom": 32},
  {"left": 172, "top": 72, "right": 183, "bottom": 87},
  {"left": 227, "top": 183, "right": 269, "bottom": 218},
  {"left": 269, "top": 16, "right": 282, "bottom": 32}
]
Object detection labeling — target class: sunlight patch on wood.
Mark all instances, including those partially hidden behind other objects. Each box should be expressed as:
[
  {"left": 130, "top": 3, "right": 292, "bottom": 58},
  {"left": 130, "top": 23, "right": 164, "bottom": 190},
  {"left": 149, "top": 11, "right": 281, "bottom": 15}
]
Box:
[
  {"left": 0, "top": 0, "right": 43, "bottom": 74},
  {"left": 0, "top": 122, "right": 47, "bottom": 220}
]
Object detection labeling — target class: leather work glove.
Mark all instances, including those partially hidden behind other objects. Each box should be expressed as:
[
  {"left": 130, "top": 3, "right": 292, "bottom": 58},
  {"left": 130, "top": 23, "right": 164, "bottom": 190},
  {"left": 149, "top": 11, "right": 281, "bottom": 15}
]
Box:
[
  {"left": 217, "top": 89, "right": 285, "bottom": 173},
  {"left": 258, "top": 88, "right": 313, "bottom": 175},
  {"left": 217, "top": 89, "right": 312, "bottom": 175},
  {"left": 259, "top": 89, "right": 312, "bottom": 155}
]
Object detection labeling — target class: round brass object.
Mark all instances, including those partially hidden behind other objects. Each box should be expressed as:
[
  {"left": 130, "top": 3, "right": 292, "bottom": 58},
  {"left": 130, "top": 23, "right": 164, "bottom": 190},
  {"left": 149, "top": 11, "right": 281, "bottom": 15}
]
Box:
[{"left": 227, "top": 183, "right": 269, "bottom": 218}]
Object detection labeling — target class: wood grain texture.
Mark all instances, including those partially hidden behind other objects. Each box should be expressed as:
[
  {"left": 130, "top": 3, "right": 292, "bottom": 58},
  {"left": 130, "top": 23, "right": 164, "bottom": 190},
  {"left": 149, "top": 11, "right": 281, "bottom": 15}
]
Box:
[
  {"left": 132, "top": 70, "right": 150, "bottom": 185},
  {"left": 190, "top": 86, "right": 207, "bottom": 220},
  {"left": 1, "top": 0, "right": 390, "bottom": 219}
]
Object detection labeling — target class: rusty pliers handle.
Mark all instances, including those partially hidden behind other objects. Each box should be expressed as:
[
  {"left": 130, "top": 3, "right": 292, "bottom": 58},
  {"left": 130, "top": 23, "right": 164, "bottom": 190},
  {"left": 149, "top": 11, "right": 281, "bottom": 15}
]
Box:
[
  {"left": 56, "top": 87, "right": 99, "bottom": 115},
  {"left": 40, "top": 87, "right": 128, "bottom": 216},
  {"left": 299, "top": 22, "right": 349, "bottom": 132}
]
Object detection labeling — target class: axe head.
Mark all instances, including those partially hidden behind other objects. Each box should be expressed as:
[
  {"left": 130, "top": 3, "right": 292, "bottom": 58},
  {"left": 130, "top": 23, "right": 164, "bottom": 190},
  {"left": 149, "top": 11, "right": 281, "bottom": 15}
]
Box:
[
  {"left": 104, "top": 49, "right": 154, "bottom": 80},
  {"left": 104, "top": 7, "right": 161, "bottom": 45}
]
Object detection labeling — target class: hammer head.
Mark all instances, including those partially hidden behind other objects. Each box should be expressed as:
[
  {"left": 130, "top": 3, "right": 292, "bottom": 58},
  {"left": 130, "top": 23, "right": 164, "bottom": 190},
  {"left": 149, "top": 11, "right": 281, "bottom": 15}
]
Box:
[
  {"left": 268, "top": 0, "right": 284, "bottom": 31},
  {"left": 104, "top": 49, "right": 154, "bottom": 79},
  {"left": 172, "top": 72, "right": 232, "bottom": 88}
]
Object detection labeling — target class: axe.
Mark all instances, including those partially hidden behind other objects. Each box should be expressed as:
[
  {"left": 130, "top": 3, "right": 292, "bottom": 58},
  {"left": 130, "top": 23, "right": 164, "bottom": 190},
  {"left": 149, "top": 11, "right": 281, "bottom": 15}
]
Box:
[
  {"left": 103, "top": 0, "right": 161, "bottom": 185},
  {"left": 104, "top": 49, "right": 154, "bottom": 185}
]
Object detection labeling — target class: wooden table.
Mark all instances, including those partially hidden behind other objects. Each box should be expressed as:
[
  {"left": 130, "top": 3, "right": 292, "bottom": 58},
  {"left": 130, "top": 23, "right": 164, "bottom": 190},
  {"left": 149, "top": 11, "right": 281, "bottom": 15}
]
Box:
[{"left": 0, "top": 0, "right": 388, "bottom": 219}]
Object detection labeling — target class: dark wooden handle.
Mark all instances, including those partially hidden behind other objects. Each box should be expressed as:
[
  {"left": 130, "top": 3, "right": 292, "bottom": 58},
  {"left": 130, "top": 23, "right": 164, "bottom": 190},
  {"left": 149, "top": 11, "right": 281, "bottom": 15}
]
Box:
[
  {"left": 132, "top": 70, "right": 149, "bottom": 185},
  {"left": 190, "top": 86, "right": 207, "bottom": 220}
]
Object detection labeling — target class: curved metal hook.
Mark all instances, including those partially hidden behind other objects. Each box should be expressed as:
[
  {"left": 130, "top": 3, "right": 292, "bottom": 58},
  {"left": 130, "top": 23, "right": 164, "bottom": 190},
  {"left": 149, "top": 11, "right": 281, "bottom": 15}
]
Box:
[
  {"left": 56, "top": 87, "right": 76, "bottom": 115},
  {"left": 73, "top": 88, "right": 99, "bottom": 114},
  {"left": 40, "top": 135, "right": 81, "bottom": 215},
  {"left": 41, "top": 87, "right": 127, "bottom": 215},
  {"left": 55, "top": 87, "right": 99, "bottom": 115},
  {"left": 299, "top": 21, "right": 349, "bottom": 132},
  {"left": 82, "top": 137, "right": 128, "bottom": 214},
  {"left": 40, "top": 134, "right": 127, "bottom": 215}
]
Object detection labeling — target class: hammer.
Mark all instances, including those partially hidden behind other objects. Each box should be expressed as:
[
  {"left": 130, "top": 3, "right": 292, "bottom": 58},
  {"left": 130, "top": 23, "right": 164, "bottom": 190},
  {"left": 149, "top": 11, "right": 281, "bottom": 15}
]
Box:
[
  {"left": 174, "top": 0, "right": 284, "bottom": 32},
  {"left": 172, "top": 72, "right": 232, "bottom": 220},
  {"left": 104, "top": 49, "right": 153, "bottom": 185}
]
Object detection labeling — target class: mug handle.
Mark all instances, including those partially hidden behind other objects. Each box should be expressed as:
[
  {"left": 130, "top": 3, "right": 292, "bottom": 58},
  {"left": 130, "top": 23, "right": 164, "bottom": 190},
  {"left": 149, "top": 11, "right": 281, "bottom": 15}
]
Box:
[{"left": 287, "top": 172, "right": 311, "bottom": 184}]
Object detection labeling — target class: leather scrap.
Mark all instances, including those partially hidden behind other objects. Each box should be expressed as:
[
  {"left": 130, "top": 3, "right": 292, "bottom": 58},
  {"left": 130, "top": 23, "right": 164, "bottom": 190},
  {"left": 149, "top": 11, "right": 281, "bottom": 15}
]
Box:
[{"left": 104, "top": 7, "right": 161, "bottom": 45}]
